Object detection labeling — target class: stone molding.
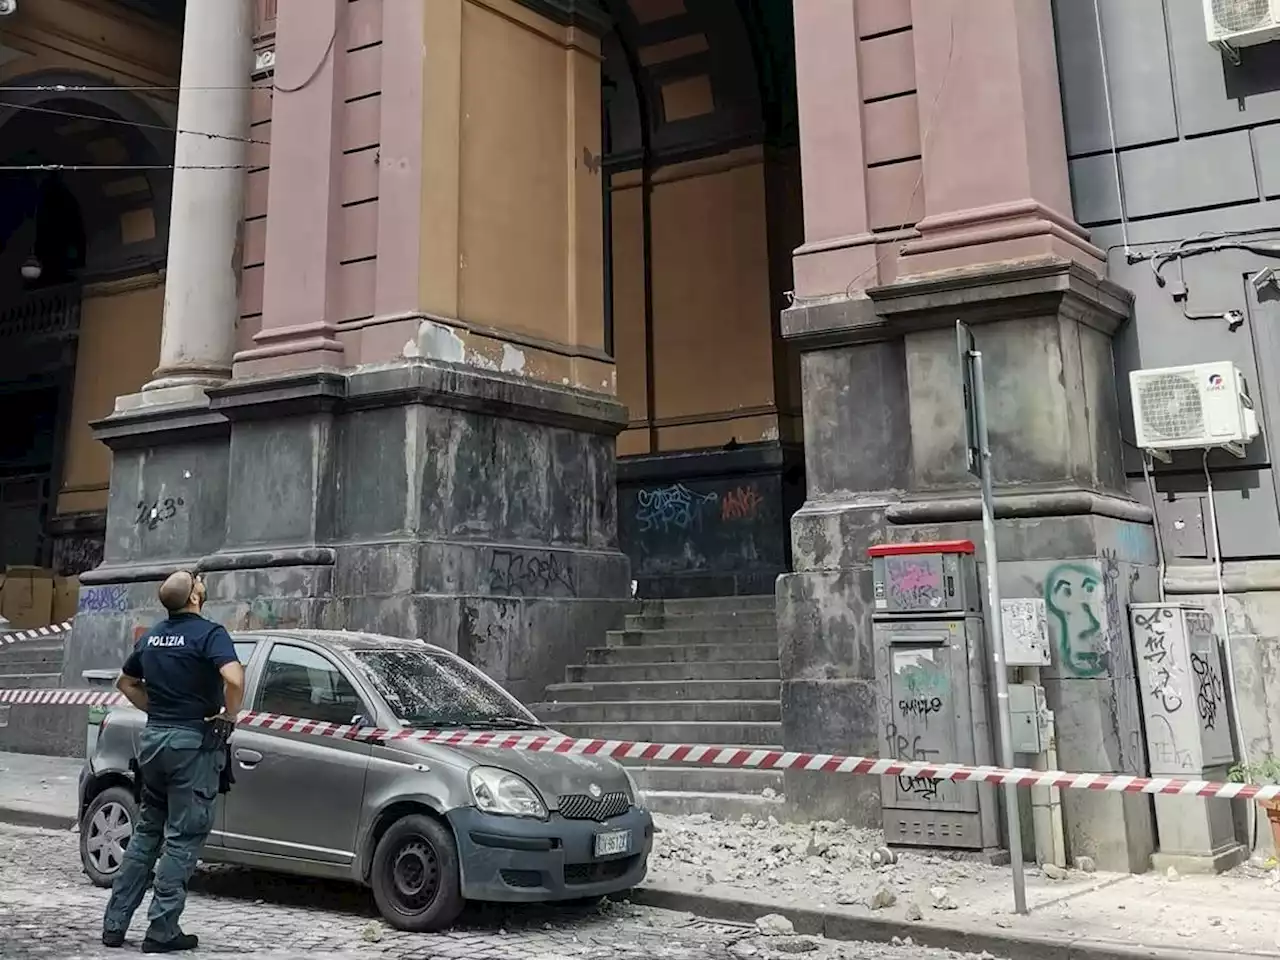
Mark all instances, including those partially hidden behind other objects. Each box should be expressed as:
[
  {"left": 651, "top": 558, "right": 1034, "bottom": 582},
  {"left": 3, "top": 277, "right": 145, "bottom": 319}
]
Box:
[
  {"left": 510, "top": 0, "right": 612, "bottom": 35},
  {"left": 885, "top": 489, "right": 1152, "bottom": 525},
  {"left": 781, "top": 256, "right": 1134, "bottom": 350}
]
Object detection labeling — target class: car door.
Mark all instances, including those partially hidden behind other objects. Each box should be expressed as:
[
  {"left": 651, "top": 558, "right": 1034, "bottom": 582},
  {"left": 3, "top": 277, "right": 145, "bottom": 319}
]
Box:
[
  {"left": 221, "top": 640, "right": 373, "bottom": 866},
  {"left": 207, "top": 638, "right": 261, "bottom": 849}
]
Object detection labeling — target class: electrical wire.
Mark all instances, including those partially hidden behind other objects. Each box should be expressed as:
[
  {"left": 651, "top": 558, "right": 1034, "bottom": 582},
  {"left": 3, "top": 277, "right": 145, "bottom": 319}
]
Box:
[
  {"left": 1140, "top": 452, "right": 1167, "bottom": 603},
  {"left": 0, "top": 99, "right": 269, "bottom": 147},
  {"left": 0, "top": 163, "right": 251, "bottom": 172},
  {"left": 1092, "top": 0, "right": 1129, "bottom": 254},
  {"left": 1202, "top": 450, "right": 1255, "bottom": 853}
]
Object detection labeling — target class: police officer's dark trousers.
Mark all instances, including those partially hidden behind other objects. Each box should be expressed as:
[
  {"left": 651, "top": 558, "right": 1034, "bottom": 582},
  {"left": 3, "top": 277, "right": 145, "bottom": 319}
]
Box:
[{"left": 103, "top": 725, "right": 225, "bottom": 944}]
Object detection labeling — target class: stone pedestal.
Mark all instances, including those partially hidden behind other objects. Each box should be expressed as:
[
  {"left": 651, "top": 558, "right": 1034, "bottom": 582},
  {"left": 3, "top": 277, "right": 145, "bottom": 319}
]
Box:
[
  {"left": 777, "top": 258, "right": 1158, "bottom": 872},
  {"left": 75, "top": 360, "right": 631, "bottom": 706}
]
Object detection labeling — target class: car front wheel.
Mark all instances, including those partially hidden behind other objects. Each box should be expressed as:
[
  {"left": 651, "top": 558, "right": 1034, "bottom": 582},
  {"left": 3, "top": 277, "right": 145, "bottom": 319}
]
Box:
[
  {"left": 80, "top": 786, "right": 138, "bottom": 888},
  {"left": 370, "top": 813, "right": 464, "bottom": 932}
]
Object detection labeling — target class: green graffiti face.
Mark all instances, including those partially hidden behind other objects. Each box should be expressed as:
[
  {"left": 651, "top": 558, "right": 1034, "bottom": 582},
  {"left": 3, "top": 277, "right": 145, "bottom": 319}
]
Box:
[{"left": 1044, "top": 563, "right": 1107, "bottom": 678}]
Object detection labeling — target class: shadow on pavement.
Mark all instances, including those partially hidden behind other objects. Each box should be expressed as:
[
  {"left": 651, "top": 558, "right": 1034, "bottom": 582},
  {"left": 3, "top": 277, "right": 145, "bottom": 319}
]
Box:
[{"left": 191, "top": 864, "right": 624, "bottom": 931}]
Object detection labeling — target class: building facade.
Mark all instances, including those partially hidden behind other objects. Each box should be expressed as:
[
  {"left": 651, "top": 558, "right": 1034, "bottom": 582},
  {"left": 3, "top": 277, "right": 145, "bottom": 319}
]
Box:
[{"left": 2, "top": 0, "right": 1280, "bottom": 872}]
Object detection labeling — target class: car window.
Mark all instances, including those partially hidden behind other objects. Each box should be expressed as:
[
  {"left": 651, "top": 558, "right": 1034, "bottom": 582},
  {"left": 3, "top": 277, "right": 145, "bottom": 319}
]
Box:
[
  {"left": 256, "top": 644, "right": 368, "bottom": 726},
  {"left": 353, "top": 649, "right": 534, "bottom": 728},
  {"left": 233, "top": 641, "right": 256, "bottom": 664}
]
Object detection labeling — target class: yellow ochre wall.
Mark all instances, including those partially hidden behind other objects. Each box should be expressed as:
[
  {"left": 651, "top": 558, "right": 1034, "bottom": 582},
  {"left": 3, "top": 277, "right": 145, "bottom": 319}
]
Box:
[
  {"left": 57, "top": 277, "right": 165, "bottom": 516},
  {"left": 613, "top": 147, "right": 798, "bottom": 457}
]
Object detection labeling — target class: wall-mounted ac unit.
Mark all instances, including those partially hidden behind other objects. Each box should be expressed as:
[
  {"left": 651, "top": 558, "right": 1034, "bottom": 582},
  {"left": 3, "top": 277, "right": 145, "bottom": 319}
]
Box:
[
  {"left": 1130, "top": 361, "right": 1259, "bottom": 460},
  {"left": 1204, "top": 0, "right": 1280, "bottom": 49}
]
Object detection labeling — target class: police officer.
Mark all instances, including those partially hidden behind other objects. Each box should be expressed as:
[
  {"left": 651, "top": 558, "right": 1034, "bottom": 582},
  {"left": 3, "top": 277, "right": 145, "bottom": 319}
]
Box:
[{"left": 101, "top": 570, "right": 244, "bottom": 953}]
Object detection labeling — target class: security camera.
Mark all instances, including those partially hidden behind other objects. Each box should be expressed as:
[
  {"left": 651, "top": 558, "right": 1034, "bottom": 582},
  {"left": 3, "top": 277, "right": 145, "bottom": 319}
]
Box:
[{"left": 0, "top": 0, "right": 16, "bottom": 16}]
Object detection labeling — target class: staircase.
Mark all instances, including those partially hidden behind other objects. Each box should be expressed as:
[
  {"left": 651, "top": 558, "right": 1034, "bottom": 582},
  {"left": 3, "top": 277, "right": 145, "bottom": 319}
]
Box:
[
  {"left": 0, "top": 632, "right": 65, "bottom": 691},
  {"left": 535, "top": 595, "right": 784, "bottom": 819}
]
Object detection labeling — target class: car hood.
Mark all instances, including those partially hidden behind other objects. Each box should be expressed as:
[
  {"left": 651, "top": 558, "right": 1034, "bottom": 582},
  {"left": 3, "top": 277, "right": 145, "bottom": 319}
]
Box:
[{"left": 392, "top": 728, "right": 634, "bottom": 807}]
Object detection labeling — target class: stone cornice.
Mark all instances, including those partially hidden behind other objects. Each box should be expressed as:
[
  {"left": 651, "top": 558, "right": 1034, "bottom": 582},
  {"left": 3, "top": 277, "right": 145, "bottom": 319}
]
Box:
[{"left": 508, "top": 0, "right": 612, "bottom": 35}]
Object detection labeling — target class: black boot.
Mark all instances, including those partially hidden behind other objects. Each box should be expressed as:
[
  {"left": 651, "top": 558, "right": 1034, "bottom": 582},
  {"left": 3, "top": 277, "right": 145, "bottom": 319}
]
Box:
[
  {"left": 141, "top": 932, "right": 199, "bottom": 953},
  {"left": 101, "top": 930, "right": 125, "bottom": 948}
]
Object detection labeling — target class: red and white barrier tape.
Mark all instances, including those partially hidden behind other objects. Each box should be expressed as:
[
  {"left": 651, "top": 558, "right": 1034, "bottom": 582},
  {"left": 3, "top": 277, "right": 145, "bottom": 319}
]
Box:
[
  {"left": 0, "top": 620, "right": 73, "bottom": 645},
  {"left": 2, "top": 685, "right": 1274, "bottom": 802}
]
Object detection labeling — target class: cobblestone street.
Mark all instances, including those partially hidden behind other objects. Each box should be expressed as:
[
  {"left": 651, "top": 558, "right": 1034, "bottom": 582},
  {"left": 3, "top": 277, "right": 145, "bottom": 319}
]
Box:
[{"left": 0, "top": 824, "right": 962, "bottom": 960}]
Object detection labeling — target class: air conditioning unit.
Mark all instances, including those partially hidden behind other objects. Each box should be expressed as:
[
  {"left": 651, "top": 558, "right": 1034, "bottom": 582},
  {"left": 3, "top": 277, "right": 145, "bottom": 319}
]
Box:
[
  {"left": 1203, "top": 0, "right": 1280, "bottom": 49},
  {"left": 1130, "top": 361, "right": 1259, "bottom": 460}
]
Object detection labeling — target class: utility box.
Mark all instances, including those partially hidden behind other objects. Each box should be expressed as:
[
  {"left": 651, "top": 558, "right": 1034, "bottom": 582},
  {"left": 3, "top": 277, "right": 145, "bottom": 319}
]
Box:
[
  {"left": 1129, "top": 603, "right": 1244, "bottom": 873},
  {"left": 869, "top": 541, "right": 999, "bottom": 853}
]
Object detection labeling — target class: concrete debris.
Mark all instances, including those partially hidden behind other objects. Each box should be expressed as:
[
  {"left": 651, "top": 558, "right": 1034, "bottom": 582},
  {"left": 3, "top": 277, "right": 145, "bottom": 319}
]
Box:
[
  {"left": 755, "top": 914, "right": 796, "bottom": 937},
  {"left": 1166, "top": 866, "right": 1181, "bottom": 883},
  {"left": 360, "top": 921, "right": 383, "bottom": 943},
  {"left": 1040, "top": 863, "right": 1068, "bottom": 881},
  {"left": 769, "top": 938, "right": 820, "bottom": 954},
  {"left": 905, "top": 902, "right": 923, "bottom": 921},
  {"left": 870, "top": 885, "right": 898, "bottom": 910},
  {"left": 1075, "top": 856, "right": 1096, "bottom": 874},
  {"left": 929, "top": 886, "right": 959, "bottom": 911}
]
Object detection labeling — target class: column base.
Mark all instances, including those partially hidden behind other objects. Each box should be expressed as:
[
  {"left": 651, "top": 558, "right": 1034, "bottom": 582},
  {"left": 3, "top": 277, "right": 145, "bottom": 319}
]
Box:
[{"left": 76, "top": 359, "right": 632, "bottom": 707}]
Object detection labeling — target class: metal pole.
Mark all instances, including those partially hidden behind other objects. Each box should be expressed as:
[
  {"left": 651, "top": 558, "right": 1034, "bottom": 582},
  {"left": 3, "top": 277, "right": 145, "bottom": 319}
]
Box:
[{"left": 970, "top": 349, "right": 1028, "bottom": 916}]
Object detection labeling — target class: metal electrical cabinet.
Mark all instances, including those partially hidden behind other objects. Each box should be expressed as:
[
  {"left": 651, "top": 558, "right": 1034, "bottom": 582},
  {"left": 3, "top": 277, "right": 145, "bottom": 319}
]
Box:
[{"left": 870, "top": 541, "right": 1000, "bottom": 852}]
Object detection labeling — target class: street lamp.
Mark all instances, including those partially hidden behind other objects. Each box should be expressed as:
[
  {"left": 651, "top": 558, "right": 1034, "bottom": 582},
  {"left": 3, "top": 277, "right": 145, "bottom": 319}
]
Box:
[{"left": 20, "top": 255, "right": 42, "bottom": 281}]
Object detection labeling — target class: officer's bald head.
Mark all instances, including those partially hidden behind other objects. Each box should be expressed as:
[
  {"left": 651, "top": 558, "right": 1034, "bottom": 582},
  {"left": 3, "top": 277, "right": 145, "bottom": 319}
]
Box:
[{"left": 158, "top": 571, "right": 199, "bottom": 613}]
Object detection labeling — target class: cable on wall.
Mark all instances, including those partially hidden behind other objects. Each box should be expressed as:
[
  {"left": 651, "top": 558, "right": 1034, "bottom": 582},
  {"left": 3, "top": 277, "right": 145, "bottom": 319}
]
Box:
[{"left": 1092, "top": 0, "right": 1130, "bottom": 255}]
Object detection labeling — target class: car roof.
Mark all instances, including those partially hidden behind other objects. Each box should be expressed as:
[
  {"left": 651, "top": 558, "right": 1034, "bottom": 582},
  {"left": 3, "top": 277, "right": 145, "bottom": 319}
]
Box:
[{"left": 230, "top": 629, "right": 451, "bottom": 657}]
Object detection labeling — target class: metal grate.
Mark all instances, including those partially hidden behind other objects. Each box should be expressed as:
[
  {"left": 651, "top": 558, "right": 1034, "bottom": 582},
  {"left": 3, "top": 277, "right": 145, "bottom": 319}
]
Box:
[
  {"left": 564, "top": 855, "right": 638, "bottom": 886},
  {"left": 1137, "top": 373, "right": 1204, "bottom": 441},
  {"left": 557, "top": 792, "right": 630, "bottom": 821},
  {"left": 500, "top": 869, "right": 543, "bottom": 888},
  {"left": 1212, "top": 0, "right": 1272, "bottom": 33}
]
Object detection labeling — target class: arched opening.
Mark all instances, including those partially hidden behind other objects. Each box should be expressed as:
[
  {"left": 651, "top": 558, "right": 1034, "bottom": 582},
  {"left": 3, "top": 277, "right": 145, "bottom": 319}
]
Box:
[
  {"left": 0, "top": 80, "right": 173, "bottom": 576},
  {"left": 600, "top": 0, "right": 803, "bottom": 599}
]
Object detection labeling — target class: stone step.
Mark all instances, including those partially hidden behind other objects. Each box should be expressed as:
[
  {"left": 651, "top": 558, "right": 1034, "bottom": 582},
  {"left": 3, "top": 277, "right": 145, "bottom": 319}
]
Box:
[
  {"left": 533, "top": 699, "right": 781, "bottom": 724},
  {"left": 0, "top": 672, "right": 62, "bottom": 689},
  {"left": 0, "top": 648, "right": 66, "bottom": 667},
  {"left": 549, "top": 720, "right": 782, "bottom": 747},
  {"left": 566, "top": 661, "right": 781, "bottom": 683},
  {"left": 584, "top": 643, "right": 778, "bottom": 665},
  {"left": 624, "top": 610, "right": 776, "bottom": 630},
  {"left": 641, "top": 790, "right": 786, "bottom": 819},
  {"left": 0, "top": 639, "right": 66, "bottom": 657},
  {"left": 605, "top": 627, "right": 776, "bottom": 647},
  {"left": 625, "top": 764, "right": 783, "bottom": 795},
  {"left": 0, "top": 657, "right": 65, "bottom": 677},
  {"left": 544, "top": 678, "right": 781, "bottom": 703},
  {"left": 639, "top": 596, "right": 776, "bottom": 615}
]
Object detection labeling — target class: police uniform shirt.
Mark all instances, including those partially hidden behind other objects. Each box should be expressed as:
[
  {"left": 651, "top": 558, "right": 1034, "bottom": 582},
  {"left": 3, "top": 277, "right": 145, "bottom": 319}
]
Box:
[{"left": 122, "top": 613, "right": 238, "bottom": 729}]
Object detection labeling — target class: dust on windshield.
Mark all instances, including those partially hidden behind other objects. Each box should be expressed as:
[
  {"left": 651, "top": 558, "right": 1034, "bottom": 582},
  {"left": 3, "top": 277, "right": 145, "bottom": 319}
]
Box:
[{"left": 352, "top": 649, "right": 540, "bottom": 729}]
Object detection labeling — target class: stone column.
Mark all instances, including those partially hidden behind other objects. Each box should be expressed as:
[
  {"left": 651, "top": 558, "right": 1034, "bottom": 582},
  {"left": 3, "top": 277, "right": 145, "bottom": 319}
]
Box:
[
  {"left": 145, "top": 0, "right": 254, "bottom": 393},
  {"left": 778, "top": 0, "right": 1157, "bottom": 872}
]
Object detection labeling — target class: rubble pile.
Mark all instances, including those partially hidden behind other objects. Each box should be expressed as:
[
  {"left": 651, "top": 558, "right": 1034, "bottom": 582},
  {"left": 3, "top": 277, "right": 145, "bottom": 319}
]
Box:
[{"left": 649, "top": 812, "right": 1000, "bottom": 914}]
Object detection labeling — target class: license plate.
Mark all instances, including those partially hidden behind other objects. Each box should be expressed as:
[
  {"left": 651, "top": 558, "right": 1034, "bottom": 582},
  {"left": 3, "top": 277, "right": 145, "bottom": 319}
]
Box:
[{"left": 594, "top": 829, "right": 631, "bottom": 858}]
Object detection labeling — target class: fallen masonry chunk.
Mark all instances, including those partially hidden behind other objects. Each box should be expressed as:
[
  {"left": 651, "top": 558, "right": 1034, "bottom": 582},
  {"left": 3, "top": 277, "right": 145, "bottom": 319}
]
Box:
[
  {"left": 1075, "top": 856, "right": 1096, "bottom": 873},
  {"left": 870, "top": 885, "right": 897, "bottom": 910},
  {"left": 1041, "top": 862, "right": 1068, "bottom": 881},
  {"left": 929, "top": 886, "right": 959, "bottom": 911},
  {"left": 905, "top": 902, "right": 923, "bottom": 921},
  {"left": 755, "top": 914, "right": 796, "bottom": 937}
]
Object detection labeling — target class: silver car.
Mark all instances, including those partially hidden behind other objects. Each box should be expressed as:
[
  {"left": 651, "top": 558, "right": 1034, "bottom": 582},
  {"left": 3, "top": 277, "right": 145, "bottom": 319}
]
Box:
[{"left": 78, "top": 630, "right": 653, "bottom": 932}]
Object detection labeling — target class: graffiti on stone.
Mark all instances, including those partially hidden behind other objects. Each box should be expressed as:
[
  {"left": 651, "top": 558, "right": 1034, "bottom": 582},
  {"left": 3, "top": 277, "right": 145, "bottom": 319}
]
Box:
[
  {"left": 135, "top": 495, "right": 185, "bottom": 531},
  {"left": 720, "top": 484, "right": 765, "bottom": 523},
  {"left": 1044, "top": 562, "right": 1110, "bottom": 677},
  {"left": 52, "top": 533, "right": 104, "bottom": 577},
  {"left": 634, "top": 484, "right": 719, "bottom": 534},
  {"left": 77, "top": 584, "right": 128, "bottom": 614},
  {"left": 487, "top": 549, "right": 575, "bottom": 598}
]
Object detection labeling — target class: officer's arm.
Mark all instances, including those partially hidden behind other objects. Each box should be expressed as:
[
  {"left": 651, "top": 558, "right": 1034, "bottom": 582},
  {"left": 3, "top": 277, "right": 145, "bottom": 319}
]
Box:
[
  {"left": 207, "top": 626, "right": 245, "bottom": 719},
  {"left": 117, "top": 649, "right": 148, "bottom": 713}
]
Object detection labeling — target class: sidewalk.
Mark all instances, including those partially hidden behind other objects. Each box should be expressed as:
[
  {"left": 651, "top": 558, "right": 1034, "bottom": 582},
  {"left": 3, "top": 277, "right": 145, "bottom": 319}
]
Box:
[{"left": 2, "top": 750, "right": 1275, "bottom": 960}]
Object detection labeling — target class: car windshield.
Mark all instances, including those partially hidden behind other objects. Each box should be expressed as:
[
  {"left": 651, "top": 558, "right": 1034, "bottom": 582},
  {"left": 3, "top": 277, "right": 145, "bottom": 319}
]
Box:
[{"left": 352, "top": 648, "right": 542, "bottom": 729}]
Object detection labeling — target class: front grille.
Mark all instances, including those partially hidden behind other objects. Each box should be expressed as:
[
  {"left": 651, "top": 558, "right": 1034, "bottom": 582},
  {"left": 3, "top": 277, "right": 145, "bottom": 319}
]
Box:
[
  {"left": 564, "top": 855, "right": 638, "bottom": 886},
  {"left": 557, "top": 792, "right": 629, "bottom": 821},
  {"left": 500, "top": 869, "right": 543, "bottom": 888}
]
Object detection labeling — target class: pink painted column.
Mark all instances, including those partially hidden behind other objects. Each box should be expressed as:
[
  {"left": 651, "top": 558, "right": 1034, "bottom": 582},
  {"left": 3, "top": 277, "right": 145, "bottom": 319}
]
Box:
[
  {"left": 233, "top": 0, "right": 347, "bottom": 376},
  {"left": 789, "top": 0, "right": 876, "bottom": 299},
  {"left": 898, "top": 0, "right": 1103, "bottom": 276}
]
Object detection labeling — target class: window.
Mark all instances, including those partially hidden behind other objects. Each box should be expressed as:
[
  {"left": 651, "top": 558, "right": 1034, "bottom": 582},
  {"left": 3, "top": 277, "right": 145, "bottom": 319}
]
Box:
[
  {"left": 256, "top": 644, "right": 367, "bottom": 726},
  {"left": 233, "top": 641, "right": 256, "bottom": 664}
]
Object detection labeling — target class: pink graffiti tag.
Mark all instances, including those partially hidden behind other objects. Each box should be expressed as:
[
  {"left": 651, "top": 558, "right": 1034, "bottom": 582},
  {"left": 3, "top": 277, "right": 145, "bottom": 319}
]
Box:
[{"left": 720, "top": 485, "right": 764, "bottom": 522}]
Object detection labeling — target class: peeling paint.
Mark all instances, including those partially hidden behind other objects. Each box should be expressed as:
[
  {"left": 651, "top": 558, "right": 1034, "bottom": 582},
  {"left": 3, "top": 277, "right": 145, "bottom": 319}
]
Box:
[{"left": 415, "top": 321, "right": 465, "bottom": 364}]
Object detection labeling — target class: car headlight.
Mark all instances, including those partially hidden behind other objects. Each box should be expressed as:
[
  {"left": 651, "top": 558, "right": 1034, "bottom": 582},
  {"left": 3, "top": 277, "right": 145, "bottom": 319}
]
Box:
[
  {"left": 622, "top": 766, "right": 646, "bottom": 808},
  {"left": 469, "top": 766, "right": 547, "bottom": 819}
]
